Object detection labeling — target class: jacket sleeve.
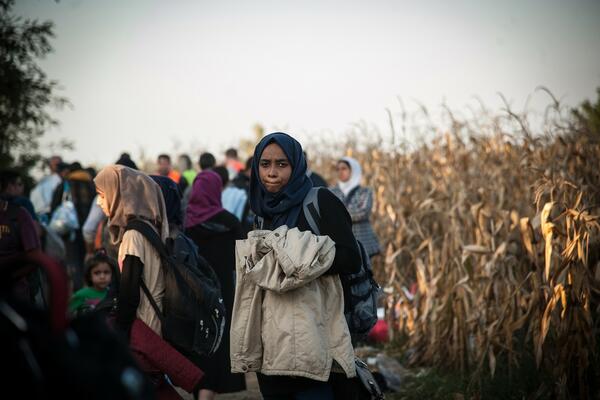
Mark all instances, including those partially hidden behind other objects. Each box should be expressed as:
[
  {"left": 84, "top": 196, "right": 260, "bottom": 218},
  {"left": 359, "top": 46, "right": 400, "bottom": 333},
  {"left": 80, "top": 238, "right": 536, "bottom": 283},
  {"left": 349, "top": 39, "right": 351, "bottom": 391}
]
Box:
[
  {"left": 116, "top": 255, "right": 143, "bottom": 335},
  {"left": 318, "top": 189, "right": 361, "bottom": 275},
  {"left": 230, "top": 239, "right": 264, "bottom": 373},
  {"left": 245, "top": 227, "right": 336, "bottom": 293},
  {"left": 346, "top": 187, "right": 373, "bottom": 223}
]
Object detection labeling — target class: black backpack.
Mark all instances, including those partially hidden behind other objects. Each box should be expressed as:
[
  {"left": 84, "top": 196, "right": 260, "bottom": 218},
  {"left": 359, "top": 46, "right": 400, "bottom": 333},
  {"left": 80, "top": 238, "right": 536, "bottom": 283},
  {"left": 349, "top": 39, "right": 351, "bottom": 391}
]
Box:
[
  {"left": 302, "top": 187, "right": 381, "bottom": 335},
  {"left": 125, "top": 220, "right": 226, "bottom": 357}
]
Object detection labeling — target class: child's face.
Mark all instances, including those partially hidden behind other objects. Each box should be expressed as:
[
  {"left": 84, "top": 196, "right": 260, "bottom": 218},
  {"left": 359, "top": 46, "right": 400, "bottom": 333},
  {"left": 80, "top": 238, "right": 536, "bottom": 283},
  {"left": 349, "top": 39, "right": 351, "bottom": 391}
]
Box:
[{"left": 91, "top": 262, "right": 112, "bottom": 290}]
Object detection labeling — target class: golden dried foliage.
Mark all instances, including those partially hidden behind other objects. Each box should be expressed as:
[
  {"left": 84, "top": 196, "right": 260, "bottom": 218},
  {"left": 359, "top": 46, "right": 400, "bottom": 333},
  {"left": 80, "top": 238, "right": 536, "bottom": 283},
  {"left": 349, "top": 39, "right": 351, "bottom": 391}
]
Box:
[{"left": 310, "top": 99, "right": 600, "bottom": 398}]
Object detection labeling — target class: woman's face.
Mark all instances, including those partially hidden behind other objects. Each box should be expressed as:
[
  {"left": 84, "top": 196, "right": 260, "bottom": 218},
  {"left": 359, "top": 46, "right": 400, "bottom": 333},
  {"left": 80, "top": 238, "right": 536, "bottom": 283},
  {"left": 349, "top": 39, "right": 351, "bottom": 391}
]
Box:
[
  {"left": 337, "top": 161, "right": 351, "bottom": 183},
  {"left": 96, "top": 190, "right": 110, "bottom": 216},
  {"left": 258, "top": 142, "right": 292, "bottom": 193}
]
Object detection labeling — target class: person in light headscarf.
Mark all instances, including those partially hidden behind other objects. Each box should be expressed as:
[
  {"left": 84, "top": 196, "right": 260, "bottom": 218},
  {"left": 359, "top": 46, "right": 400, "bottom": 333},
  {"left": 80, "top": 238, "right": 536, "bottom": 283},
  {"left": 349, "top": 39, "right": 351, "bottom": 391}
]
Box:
[
  {"left": 330, "top": 157, "right": 380, "bottom": 258},
  {"left": 95, "top": 165, "right": 204, "bottom": 399},
  {"left": 94, "top": 165, "right": 168, "bottom": 334}
]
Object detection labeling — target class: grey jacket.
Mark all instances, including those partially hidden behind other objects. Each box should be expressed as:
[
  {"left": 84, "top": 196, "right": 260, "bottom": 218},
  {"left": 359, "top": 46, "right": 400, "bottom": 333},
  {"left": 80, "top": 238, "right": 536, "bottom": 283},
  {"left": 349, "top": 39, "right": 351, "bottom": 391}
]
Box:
[{"left": 230, "top": 225, "right": 356, "bottom": 381}]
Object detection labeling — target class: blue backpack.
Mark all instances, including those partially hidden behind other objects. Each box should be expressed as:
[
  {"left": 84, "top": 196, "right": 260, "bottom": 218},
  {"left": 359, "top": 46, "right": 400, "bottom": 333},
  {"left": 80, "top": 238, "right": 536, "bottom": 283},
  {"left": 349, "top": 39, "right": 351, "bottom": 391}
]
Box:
[{"left": 302, "top": 188, "right": 381, "bottom": 335}]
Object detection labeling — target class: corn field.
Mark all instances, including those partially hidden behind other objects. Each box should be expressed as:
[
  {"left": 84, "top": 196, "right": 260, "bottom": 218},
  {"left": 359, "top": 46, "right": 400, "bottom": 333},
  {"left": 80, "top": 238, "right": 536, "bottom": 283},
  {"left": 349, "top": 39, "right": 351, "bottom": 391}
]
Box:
[{"left": 310, "top": 89, "right": 600, "bottom": 398}]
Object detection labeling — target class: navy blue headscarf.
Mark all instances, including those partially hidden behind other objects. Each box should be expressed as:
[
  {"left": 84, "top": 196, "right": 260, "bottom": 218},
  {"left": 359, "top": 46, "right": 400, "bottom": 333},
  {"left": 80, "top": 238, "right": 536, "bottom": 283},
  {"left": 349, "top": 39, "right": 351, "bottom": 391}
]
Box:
[
  {"left": 150, "top": 175, "right": 183, "bottom": 227},
  {"left": 250, "top": 132, "right": 313, "bottom": 229}
]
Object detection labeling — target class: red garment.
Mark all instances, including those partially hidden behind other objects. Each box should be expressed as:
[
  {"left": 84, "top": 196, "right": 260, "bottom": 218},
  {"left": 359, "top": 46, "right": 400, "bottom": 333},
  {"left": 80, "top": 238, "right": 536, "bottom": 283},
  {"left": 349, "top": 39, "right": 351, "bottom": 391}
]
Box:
[
  {"left": 227, "top": 159, "right": 244, "bottom": 173},
  {"left": 167, "top": 170, "right": 182, "bottom": 184},
  {"left": 367, "top": 319, "right": 390, "bottom": 343},
  {"left": 0, "top": 201, "right": 40, "bottom": 258},
  {"left": 129, "top": 319, "right": 204, "bottom": 395}
]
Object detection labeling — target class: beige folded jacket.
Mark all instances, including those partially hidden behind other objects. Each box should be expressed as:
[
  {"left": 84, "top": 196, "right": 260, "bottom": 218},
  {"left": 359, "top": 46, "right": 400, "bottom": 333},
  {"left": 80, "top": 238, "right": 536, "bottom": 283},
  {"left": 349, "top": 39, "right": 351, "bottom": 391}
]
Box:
[{"left": 230, "top": 225, "right": 356, "bottom": 381}]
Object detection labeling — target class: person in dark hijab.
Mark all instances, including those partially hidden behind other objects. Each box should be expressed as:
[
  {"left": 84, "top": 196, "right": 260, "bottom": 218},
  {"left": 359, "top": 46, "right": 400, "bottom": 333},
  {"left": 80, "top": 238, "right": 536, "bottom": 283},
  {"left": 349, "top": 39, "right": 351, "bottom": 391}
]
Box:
[
  {"left": 115, "top": 153, "right": 138, "bottom": 170},
  {"left": 303, "top": 151, "right": 327, "bottom": 187},
  {"left": 150, "top": 175, "right": 183, "bottom": 235},
  {"left": 246, "top": 132, "right": 362, "bottom": 399},
  {"left": 184, "top": 170, "right": 246, "bottom": 398},
  {"left": 250, "top": 132, "right": 313, "bottom": 229}
]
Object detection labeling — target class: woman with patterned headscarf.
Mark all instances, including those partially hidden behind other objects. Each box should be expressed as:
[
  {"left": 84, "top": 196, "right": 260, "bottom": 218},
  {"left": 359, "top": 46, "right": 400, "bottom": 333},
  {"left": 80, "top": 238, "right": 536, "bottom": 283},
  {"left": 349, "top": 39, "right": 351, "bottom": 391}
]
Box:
[{"left": 330, "top": 157, "right": 380, "bottom": 258}]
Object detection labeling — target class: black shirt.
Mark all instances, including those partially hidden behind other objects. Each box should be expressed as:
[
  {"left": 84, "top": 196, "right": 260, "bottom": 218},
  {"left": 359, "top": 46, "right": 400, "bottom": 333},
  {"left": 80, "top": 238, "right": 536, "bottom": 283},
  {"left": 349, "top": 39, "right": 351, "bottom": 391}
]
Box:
[{"left": 309, "top": 171, "right": 328, "bottom": 188}]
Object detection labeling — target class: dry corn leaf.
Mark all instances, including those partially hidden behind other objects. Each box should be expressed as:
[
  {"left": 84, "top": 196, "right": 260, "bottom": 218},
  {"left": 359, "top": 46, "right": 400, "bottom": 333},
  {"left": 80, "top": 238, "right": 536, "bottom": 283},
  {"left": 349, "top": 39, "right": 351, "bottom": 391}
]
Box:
[
  {"left": 385, "top": 247, "right": 402, "bottom": 265},
  {"left": 463, "top": 244, "right": 491, "bottom": 254},
  {"left": 489, "top": 348, "right": 497, "bottom": 377},
  {"left": 541, "top": 202, "right": 555, "bottom": 281},
  {"left": 415, "top": 258, "right": 428, "bottom": 295},
  {"left": 558, "top": 284, "right": 568, "bottom": 319},
  {"left": 520, "top": 217, "right": 536, "bottom": 260},
  {"left": 493, "top": 242, "right": 508, "bottom": 259},
  {"left": 537, "top": 293, "right": 557, "bottom": 366}
]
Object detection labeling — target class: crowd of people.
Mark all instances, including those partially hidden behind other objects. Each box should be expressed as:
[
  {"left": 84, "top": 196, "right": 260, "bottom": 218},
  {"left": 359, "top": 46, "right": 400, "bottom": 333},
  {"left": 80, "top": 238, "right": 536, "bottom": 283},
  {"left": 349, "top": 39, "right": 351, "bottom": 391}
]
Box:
[{"left": 0, "top": 134, "right": 382, "bottom": 400}]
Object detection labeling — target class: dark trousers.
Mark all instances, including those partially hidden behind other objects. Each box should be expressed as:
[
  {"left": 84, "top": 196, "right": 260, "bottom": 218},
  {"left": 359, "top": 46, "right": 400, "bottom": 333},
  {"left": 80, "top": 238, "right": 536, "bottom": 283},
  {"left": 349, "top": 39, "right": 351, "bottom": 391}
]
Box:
[{"left": 262, "top": 382, "right": 334, "bottom": 400}]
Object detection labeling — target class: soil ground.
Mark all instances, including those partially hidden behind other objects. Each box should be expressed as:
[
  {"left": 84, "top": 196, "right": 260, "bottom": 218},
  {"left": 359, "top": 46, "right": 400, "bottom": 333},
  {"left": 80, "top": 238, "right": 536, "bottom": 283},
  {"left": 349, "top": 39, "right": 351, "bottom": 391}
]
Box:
[{"left": 177, "top": 373, "right": 261, "bottom": 400}]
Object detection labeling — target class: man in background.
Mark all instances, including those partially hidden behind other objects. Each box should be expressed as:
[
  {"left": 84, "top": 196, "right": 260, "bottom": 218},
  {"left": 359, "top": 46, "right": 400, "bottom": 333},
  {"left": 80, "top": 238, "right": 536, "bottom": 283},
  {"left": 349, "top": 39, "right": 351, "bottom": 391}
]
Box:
[
  {"left": 0, "top": 169, "right": 39, "bottom": 225},
  {"left": 231, "top": 157, "right": 253, "bottom": 235},
  {"left": 224, "top": 148, "right": 244, "bottom": 180},
  {"left": 304, "top": 151, "right": 327, "bottom": 187},
  {"left": 30, "top": 156, "right": 69, "bottom": 219},
  {"left": 213, "top": 166, "right": 247, "bottom": 223},
  {"left": 177, "top": 154, "right": 197, "bottom": 187},
  {"left": 199, "top": 152, "right": 216, "bottom": 171},
  {"left": 157, "top": 154, "right": 187, "bottom": 194}
]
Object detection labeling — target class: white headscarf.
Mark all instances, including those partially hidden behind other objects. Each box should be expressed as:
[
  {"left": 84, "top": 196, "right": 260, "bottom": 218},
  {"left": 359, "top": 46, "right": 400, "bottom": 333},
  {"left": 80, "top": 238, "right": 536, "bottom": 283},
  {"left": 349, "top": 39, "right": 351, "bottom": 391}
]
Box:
[{"left": 337, "top": 156, "right": 362, "bottom": 197}]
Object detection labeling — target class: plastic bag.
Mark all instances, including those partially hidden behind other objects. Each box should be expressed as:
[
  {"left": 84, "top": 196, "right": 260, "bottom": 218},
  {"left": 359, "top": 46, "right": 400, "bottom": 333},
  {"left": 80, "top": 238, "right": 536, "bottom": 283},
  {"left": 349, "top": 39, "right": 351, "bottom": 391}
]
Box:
[
  {"left": 375, "top": 354, "right": 408, "bottom": 393},
  {"left": 41, "top": 222, "right": 66, "bottom": 261},
  {"left": 355, "top": 357, "right": 385, "bottom": 399},
  {"left": 49, "top": 188, "right": 79, "bottom": 236}
]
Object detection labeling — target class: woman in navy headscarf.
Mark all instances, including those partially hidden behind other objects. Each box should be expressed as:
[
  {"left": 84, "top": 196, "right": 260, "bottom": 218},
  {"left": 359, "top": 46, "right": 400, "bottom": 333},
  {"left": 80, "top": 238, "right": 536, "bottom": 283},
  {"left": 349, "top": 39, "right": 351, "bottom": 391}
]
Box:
[
  {"left": 248, "top": 132, "right": 362, "bottom": 400},
  {"left": 150, "top": 175, "right": 183, "bottom": 236}
]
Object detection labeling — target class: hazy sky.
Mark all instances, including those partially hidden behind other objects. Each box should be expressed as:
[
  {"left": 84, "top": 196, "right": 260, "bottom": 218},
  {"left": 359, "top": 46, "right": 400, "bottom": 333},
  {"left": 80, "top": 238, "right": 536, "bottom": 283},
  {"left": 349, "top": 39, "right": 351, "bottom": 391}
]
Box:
[{"left": 15, "top": 0, "right": 600, "bottom": 166}]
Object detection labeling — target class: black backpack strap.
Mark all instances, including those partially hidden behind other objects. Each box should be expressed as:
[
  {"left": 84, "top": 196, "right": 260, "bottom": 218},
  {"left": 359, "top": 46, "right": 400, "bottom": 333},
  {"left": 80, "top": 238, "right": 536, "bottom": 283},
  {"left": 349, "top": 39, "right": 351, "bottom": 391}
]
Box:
[
  {"left": 139, "top": 279, "right": 163, "bottom": 321},
  {"left": 125, "top": 219, "right": 168, "bottom": 259},
  {"left": 199, "top": 221, "right": 231, "bottom": 233},
  {"left": 302, "top": 187, "right": 321, "bottom": 235},
  {"left": 125, "top": 219, "right": 166, "bottom": 321}
]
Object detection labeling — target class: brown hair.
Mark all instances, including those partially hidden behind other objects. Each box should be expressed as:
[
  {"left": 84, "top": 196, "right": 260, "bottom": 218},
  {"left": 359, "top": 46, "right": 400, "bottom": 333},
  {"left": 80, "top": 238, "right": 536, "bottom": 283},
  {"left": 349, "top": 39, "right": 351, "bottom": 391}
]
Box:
[{"left": 83, "top": 250, "right": 118, "bottom": 287}]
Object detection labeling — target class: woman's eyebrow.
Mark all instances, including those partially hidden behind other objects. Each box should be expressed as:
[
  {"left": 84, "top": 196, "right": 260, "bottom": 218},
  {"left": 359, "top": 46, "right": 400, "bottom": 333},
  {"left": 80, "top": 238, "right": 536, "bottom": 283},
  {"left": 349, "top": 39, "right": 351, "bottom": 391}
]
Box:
[{"left": 259, "top": 158, "right": 288, "bottom": 162}]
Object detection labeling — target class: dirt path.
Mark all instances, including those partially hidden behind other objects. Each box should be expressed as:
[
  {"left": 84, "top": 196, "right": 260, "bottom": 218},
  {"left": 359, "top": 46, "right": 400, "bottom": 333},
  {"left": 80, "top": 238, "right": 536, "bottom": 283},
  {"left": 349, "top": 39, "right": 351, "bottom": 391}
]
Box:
[{"left": 178, "top": 373, "right": 261, "bottom": 400}]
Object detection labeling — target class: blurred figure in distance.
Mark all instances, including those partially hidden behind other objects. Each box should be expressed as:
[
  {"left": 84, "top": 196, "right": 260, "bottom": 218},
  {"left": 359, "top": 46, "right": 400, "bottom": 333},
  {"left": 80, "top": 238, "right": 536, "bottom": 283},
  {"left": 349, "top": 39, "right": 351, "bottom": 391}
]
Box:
[{"left": 157, "top": 154, "right": 188, "bottom": 195}]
